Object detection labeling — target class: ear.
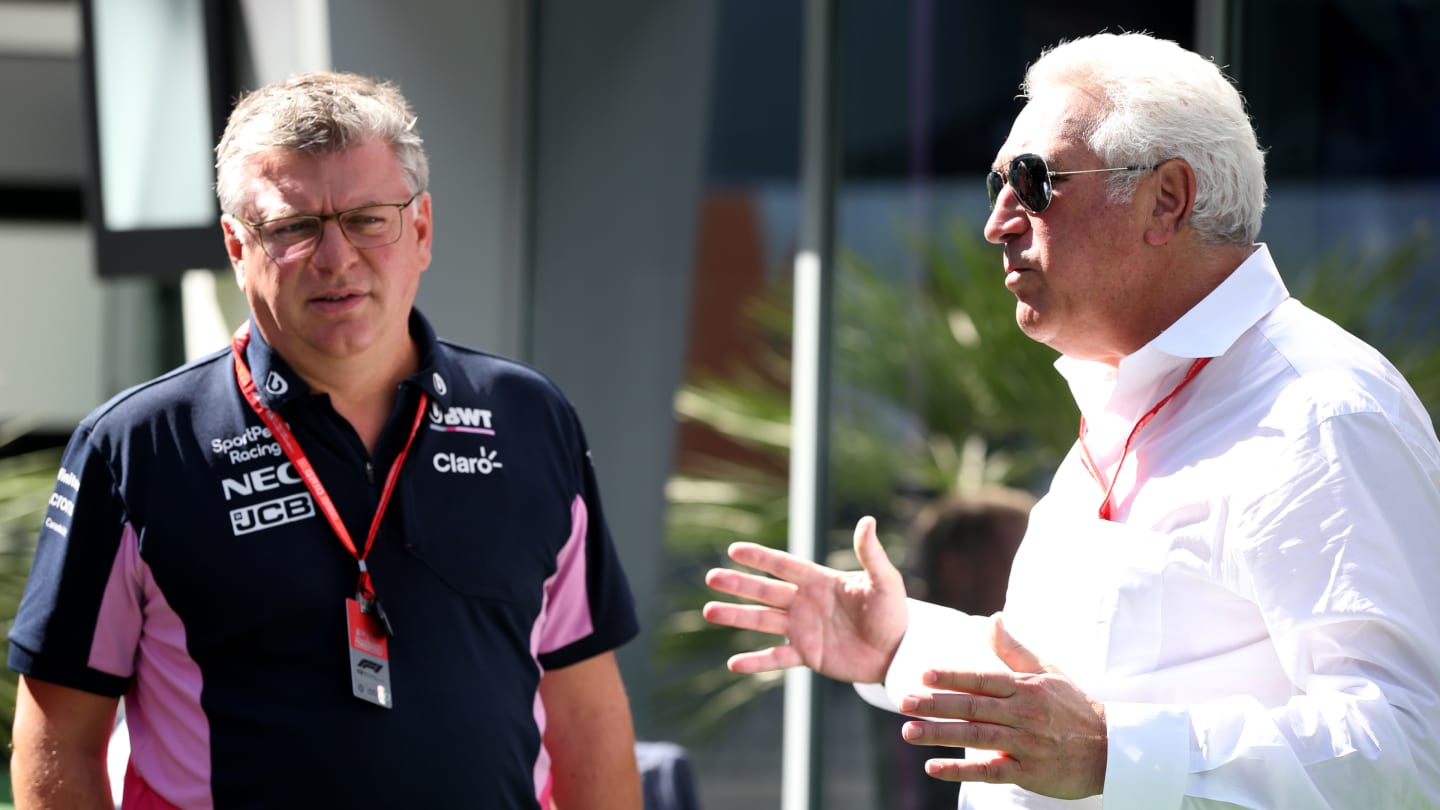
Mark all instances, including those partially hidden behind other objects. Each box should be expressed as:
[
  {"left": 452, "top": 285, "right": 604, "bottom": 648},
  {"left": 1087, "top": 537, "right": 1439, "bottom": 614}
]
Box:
[
  {"left": 412, "top": 192, "right": 434, "bottom": 273},
  {"left": 1143, "top": 159, "right": 1196, "bottom": 247},
  {"left": 221, "top": 216, "right": 249, "bottom": 290}
]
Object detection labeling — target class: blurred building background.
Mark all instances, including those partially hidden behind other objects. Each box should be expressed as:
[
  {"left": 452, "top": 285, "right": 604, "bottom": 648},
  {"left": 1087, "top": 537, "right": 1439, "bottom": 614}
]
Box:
[{"left": 1, "top": 1, "right": 1436, "bottom": 808}]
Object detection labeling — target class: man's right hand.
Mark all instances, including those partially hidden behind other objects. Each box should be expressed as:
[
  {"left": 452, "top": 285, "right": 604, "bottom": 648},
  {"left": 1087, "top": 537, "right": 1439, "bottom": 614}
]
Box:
[{"left": 702, "top": 515, "right": 909, "bottom": 684}]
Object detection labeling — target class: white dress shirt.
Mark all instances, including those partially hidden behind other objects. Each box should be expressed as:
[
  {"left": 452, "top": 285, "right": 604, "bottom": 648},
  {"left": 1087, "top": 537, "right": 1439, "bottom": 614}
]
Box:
[{"left": 858, "top": 245, "right": 1440, "bottom": 808}]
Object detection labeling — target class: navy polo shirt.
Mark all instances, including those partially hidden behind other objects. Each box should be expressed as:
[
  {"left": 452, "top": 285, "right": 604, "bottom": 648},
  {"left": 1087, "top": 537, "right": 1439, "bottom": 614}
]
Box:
[{"left": 9, "top": 310, "right": 639, "bottom": 809}]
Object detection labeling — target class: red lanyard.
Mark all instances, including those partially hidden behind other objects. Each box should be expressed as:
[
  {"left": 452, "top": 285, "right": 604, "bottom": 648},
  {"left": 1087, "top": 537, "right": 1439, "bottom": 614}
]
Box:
[
  {"left": 230, "top": 322, "right": 427, "bottom": 617},
  {"left": 1078, "top": 356, "right": 1210, "bottom": 521}
]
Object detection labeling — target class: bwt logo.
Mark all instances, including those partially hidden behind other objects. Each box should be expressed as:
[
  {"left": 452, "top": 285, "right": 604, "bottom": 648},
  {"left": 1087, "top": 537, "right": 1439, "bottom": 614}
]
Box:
[
  {"left": 220, "top": 462, "right": 302, "bottom": 502},
  {"left": 230, "top": 492, "right": 315, "bottom": 536},
  {"left": 428, "top": 404, "right": 495, "bottom": 434}
]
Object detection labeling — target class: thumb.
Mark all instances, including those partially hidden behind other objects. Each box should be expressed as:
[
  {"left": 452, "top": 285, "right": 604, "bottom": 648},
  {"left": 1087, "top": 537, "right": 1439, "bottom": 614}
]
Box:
[
  {"left": 852, "top": 516, "right": 902, "bottom": 587},
  {"left": 989, "top": 614, "right": 1051, "bottom": 674}
]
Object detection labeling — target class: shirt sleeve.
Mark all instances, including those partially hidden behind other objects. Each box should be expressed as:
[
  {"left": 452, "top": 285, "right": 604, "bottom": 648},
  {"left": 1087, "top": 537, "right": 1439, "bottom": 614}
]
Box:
[
  {"left": 534, "top": 416, "right": 638, "bottom": 670},
  {"left": 8, "top": 425, "right": 138, "bottom": 697},
  {"left": 1105, "top": 410, "right": 1440, "bottom": 809},
  {"left": 853, "top": 599, "right": 1004, "bottom": 713}
]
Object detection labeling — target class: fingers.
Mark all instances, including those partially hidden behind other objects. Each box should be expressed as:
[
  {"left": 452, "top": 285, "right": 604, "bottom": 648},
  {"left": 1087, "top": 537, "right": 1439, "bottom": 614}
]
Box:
[
  {"left": 725, "top": 541, "right": 824, "bottom": 584},
  {"left": 701, "top": 602, "right": 791, "bottom": 636},
  {"left": 704, "top": 567, "right": 798, "bottom": 609},
  {"left": 989, "top": 614, "right": 1050, "bottom": 674},
  {"left": 902, "top": 718, "right": 1005, "bottom": 750},
  {"left": 899, "top": 688, "right": 1011, "bottom": 725},
  {"left": 917, "top": 666, "right": 1020, "bottom": 697},
  {"left": 851, "top": 516, "right": 901, "bottom": 585},
  {"left": 726, "top": 645, "right": 806, "bottom": 674},
  {"left": 921, "top": 752, "right": 1016, "bottom": 784}
]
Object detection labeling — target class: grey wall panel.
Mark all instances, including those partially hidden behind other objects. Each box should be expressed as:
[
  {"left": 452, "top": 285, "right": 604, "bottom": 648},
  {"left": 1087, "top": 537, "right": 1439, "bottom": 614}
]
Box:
[{"left": 529, "top": 0, "right": 715, "bottom": 734}]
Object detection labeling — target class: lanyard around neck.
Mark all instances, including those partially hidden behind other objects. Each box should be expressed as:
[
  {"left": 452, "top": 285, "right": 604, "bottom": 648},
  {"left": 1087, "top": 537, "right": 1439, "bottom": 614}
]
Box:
[
  {"left": 1077, "top": 356, "right": 1210, "bottom": 521},
  {"left": 230, "top": 321, "right": 428, "bottom": 606}
]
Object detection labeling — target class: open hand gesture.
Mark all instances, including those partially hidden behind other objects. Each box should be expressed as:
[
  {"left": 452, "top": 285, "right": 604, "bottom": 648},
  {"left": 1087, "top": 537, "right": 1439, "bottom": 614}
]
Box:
[{"left": 702, "top": 516, "right": 909, "bottom": 684}]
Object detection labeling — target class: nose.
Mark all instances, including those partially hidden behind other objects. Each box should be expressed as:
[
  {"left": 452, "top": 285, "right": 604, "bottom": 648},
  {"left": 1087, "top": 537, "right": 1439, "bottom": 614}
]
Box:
[
  {"left": 308, "top": 217, "right": 356, "bottom": 268},
  {"left": 983, "top": 185, "right": 1029, "bottom": 245}
]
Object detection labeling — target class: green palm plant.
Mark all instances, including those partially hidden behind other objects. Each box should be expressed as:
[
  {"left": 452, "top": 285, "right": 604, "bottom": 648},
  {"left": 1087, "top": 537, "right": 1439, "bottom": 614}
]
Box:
[{"left": 0, "top": 443, "right": 63, "bottom": 761}]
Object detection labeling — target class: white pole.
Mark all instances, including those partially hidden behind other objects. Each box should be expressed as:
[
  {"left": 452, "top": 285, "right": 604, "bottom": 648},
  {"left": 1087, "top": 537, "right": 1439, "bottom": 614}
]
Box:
[{"left": 783, "top": 1, "right": 836, "bottom": 808}]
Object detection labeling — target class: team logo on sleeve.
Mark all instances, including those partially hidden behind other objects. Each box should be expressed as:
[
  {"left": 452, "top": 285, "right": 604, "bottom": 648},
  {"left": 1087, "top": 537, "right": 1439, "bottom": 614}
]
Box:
[{"left": 43, "top": 467, "right": 81, "bottom": 538}]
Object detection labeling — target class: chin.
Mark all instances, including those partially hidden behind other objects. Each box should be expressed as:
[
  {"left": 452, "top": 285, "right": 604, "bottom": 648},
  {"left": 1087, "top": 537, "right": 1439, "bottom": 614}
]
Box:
[
  {"left": 1015, "top": 306, "right": 1045, "bottom": 340},
  {"left": 309, "top": 327, "right": 380, "bottom": 358}
]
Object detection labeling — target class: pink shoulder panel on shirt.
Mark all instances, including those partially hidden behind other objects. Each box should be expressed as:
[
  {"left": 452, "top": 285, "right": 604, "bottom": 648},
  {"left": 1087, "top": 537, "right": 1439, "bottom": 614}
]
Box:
[
  {"left": 537, "top": 494, "right": 597, "bottom": 654},
  {"left": 528, "top": 494, "right": 596, "bottom": 803}
]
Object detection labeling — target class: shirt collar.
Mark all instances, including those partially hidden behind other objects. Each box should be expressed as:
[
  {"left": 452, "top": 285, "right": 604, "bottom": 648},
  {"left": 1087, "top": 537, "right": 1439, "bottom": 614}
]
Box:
[
  {"left": 242, "top": 309, "right": 456, "bottom": 410},
  {"left": 1056, "top": 243, "right": 1289, "bottom": 417},
  {"left": 1147, "top": 242, "right": 1289, "bottom": 360},
  {"left": 242, "top": 323, "right": 309, "bottom": 410},
  {"left": 404, "top": 310, "right": 455, "bottom": 407}
]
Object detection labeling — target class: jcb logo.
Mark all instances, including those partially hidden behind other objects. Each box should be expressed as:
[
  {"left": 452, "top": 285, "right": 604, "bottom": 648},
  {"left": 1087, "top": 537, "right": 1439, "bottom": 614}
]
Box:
[{"left": 230, "top": 493, "right": 315, "bottom": 536}]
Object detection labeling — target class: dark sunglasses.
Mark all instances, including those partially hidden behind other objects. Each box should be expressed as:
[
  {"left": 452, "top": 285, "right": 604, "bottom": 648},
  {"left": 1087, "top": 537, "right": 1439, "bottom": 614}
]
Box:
[{"left": 987, "top": 153, "right": 1156, "bottom": 214}]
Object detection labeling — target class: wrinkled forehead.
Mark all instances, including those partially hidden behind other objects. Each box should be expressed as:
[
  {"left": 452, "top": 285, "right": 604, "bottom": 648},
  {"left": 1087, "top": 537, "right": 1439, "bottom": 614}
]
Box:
[
  {"left": 991, "top": 87, "right": 1102, "bottom": 169},
  {"left": 237, "top": 140, "right": 408, "bottom": 218}
]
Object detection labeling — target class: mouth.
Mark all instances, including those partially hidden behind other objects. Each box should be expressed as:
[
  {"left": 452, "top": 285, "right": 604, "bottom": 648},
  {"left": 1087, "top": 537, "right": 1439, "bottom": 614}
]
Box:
[
  {"left": 1002, "top": 262, "right": 1032, "bottom": 295},
  {"left": 308, "top": 290, "right": 368, "bottom": 310}
]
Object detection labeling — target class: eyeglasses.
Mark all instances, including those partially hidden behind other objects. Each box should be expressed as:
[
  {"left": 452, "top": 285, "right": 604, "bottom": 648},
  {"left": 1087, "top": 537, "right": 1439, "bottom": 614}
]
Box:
[
  {"left": 987, "top": 154, "right": 1154, "bottom": 214},
  {"left": 233, "top": 192, "right": 421, "bottom": 262}
]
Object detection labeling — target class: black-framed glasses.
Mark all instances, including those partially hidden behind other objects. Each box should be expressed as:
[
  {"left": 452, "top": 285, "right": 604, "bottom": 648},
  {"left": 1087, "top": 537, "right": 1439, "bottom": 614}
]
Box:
[
  {"left": 987, "top": 154, "right": 1154, "bottom": 214},
  {"left": 233, "top": 192, "right": 421, "bottom": 262}
]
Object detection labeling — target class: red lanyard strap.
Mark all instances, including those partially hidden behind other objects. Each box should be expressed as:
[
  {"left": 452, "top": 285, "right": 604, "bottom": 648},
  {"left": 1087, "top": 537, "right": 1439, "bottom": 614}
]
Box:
[
  {"left": 231, "top": 322, "right": 427, "bottom": 620},
  {"left": 1078, "top": 356, "right": 1210, "bottom": 521}
]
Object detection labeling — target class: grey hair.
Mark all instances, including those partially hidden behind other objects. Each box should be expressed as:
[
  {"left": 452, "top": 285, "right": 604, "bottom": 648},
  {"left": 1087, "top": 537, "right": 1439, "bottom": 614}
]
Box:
[
  {"left": 215, "top": 71, "right": 428, "bottom": 217},
  {"left": 1022, "top": 33, "right": 1266, "bottom": 246}
]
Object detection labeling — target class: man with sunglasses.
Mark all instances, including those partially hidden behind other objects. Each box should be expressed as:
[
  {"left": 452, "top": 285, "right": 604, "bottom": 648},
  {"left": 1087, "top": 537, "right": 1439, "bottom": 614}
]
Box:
[
  {"left": 705, "top": 32, "right": 1440, "bottom": 809},
  {"left": 9, "top": 72, "right": 643, "bottom": 809}
]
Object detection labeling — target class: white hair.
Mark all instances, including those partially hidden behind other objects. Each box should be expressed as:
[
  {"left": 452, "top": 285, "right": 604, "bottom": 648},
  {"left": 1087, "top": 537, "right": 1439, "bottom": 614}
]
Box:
[{"left": 1023, "top": 32, "right": 1267, "bottom": 245}]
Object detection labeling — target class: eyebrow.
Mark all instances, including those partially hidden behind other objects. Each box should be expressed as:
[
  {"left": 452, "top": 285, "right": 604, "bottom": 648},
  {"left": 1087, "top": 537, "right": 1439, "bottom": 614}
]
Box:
[{"left": 259, "top": 198, "right": 394, "bottom": 219}]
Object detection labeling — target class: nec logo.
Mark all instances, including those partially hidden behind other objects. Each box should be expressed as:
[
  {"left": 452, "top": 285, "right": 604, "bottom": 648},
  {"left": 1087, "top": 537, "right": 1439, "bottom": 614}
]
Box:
[
  {"left": 428, "top": 404, "right": 495, "bottom": 435},
  {"left": 230, "top": 492, "right": 315, "bottom": 536},
  {"left": 221, "top": 462, "right": 315, "bottom": 536},
  {"left": 221, "top": 462, "right": 302, "bottom": 502}
]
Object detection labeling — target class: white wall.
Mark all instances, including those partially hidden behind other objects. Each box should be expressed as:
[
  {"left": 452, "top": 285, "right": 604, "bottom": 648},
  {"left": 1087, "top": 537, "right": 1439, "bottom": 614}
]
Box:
[
  {"left": 0, "top": 1, "right": 172, "bottom": 430},
  {"left": 0, "top": 224, "right": 103, "bottom": 431}
]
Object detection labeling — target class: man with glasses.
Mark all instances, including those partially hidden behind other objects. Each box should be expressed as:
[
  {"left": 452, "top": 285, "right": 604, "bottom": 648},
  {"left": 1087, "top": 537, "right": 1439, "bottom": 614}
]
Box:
[
  {"left": 9, "top": 71, "right": 643, "bottom": 809},
  {"left": 705, "top": 32, "right": 1440, "bottom": 809}
]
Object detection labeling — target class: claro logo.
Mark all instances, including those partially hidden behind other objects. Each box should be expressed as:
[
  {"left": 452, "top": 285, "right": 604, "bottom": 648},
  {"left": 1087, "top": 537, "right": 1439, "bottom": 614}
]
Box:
[
  {"left": 433, "top": 447, "right": 503, "bottom": 475},
  {"left": 221, "top": 462, "right": 316, "bottom": 536}
]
